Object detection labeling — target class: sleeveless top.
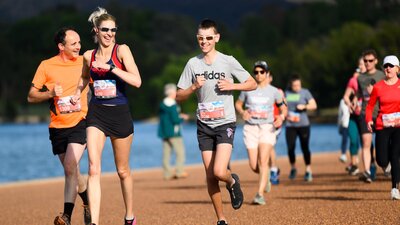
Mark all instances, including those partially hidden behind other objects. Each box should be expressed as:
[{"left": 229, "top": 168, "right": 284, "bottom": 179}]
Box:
[{"left": 89, "top": 44, "right": 128, "bottom": 105}]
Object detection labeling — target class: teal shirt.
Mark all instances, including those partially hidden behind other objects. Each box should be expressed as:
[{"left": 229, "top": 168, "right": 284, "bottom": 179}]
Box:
[{"left": 158, "top": 98, "right": 183, "bottom": 139}]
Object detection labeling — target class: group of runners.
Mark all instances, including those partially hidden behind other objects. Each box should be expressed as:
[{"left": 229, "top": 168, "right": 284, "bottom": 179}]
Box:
[
  {"left": 29, "top": 5, "right": 400, "bottom": 225},
  {"left": 340, "top": 49, "right": 400, "bottom": 200}
]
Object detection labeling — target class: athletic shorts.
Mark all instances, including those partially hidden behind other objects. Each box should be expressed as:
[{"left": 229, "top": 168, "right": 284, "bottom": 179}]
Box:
[
  {"left": 243, "top": 123, "right": 276, "bottom": 149},
  {"left": 86, "top": 103, "right": 134, "bottom": 138},
  {"left": 358, "top": 113, "right": 375, "bottom": 134},
  {"left": 196, "top": 120, "right": 236, "bottom": 151},
  {"left": 49, "top": 119, "right": 86, "bottom": 155}
]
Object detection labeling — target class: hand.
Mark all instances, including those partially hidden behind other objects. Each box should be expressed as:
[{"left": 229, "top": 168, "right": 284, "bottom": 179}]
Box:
[
  {"left": 91, "top": 60, "right": 110, "bottom": 71},
  {"left": 193, "top": 75, "right": 206, "bottom": 90},
  {"left": 53, "top": 82, "right": 63, "bottom": 97},
  {"left": 241, "top": 110, "right": 251, "bottom": 121},
  {"left": 296, "top": 104, "right": 306, "bottom": 111},
  {"left": 217, "top": 79, "right": 233, "bottom": 91},
  {"left": 180, "top": 113, "right": 189, "bottom": 121},
  {"left": 70, "top": 90, "right": 81, "bottom": 105},
  {"left": 367, "top": 121, "right": 374, "bottom": 132},
  {"left": 273, "top": 115, "right": 284, "bottom": 128}
]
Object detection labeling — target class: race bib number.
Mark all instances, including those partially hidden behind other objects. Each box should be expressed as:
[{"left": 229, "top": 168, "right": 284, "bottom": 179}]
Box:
[
  {"left": 198, "top": 101, "right": 225, "bottom": 121},
  {"left": 57, "top": 96, "right": 81, "bottom": 114},
  {"left": 382, "top": 112, "right": 400, "bottom": 128},
  {"left": 93, "top": 80, "right": 117, "bottom": 99},
  {"left": 288, "top": 111, "right": 300, "bottom": 123},
  {"left": 249, "top": 105, "right": 269, "bottom": 119}
]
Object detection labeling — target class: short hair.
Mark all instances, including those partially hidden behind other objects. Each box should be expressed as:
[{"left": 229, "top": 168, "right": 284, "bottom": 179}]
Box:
[
  {"left": 198, "top": 19, "right": 218, "bottom": 33},
  {"left": 164, "top": 83, "right": 177, "bottom": 96},
  {"left": 54, "top": 26, "right": 76, "bottom": 46},
  {"left": 362, "top": 49, "right": 378, "bottom": 59}
]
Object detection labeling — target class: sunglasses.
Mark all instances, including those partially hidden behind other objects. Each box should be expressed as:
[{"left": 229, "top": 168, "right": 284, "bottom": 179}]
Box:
[
  {"left": 363, "top": 59, "right": 375, "bottom": 63},
  {"left": 253, "top": 70, "right": 266, "bottom": 75},
  {"left": 383, "top": 63, "right": 395, "bottom": 69},
  {"left": 99, "top": 27, "right": 118, "bottom": 33},
  {"left": 196, "top": 35, "right": 216, "bottom": 41}
]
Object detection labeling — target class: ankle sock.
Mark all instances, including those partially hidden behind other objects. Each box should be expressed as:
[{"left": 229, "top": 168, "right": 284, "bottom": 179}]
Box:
[
  {"left": 79, "top": 190, "right": 89, "bottom": 205},
  {"left": 64, "top": 202, "right": 74, "bottom": 219}
]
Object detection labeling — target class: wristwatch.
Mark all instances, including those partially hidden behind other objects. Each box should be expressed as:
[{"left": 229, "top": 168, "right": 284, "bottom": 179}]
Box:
[{"left": 109, "top": 64, "right": 116, "bottom": 72}]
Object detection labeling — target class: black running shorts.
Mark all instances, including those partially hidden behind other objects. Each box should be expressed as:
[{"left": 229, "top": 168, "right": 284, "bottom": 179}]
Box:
[
  {"left": 196, "top": 120, "right": 236, "bottom": 151},
  {"left": 49, "top": 119, "right": 87, "bottom": 155}
]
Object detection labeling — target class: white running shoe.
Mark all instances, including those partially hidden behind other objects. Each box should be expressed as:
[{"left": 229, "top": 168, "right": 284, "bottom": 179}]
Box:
[
  {"left": 391, "top": 188, "right": 400, "bottom": 200},
  {"left": 339, "top": 154, "right": 347, "bottom": 163}
]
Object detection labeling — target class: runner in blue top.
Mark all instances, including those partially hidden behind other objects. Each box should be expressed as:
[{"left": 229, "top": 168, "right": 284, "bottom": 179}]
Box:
[
  {"left": 285, "top": 74, "right": 317, "bottom": 182},
  {"left": 176, "top": 19, "right": 257, "bottom": 225}
]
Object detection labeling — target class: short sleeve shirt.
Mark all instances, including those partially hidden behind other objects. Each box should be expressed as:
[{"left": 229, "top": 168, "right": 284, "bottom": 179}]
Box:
[
  {"left": 285, "top": 88, "right": 314, "bottom": 127},
  {"left": 31, "top": 55, "right": 88, "bottom": 128},
  {"left": 177, "top": 52, "right": 250, "bottom": 128},
  {"left": 238, "top": 85, "right": 282, "bottom": 124}
]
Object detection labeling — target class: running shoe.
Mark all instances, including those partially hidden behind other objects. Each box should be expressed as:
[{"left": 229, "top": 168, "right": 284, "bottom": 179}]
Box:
[
  {"left": 125, "top": 217, "right": 136, "bottom": 225},
  {"left": 226, "top": 173, "right": 244, "bottom": 210},
  {"left": 265, "top": 180, "right": 272, "bottom": 193},
  {"left": 304, "top": 171, "right": 313, "bottom": 182},
  {"left": 339, "top": 154, "right": 347, "bottom": 163},
  {"left": 384, "top": 164, "right": 391, "bottom": 177},
  {"left": 348, "top": 165, "right": 359, "bottom": 176},
  {"left": 370, "top": 164, "right": 377, "bottom": 181},
  {"left": 83, "top": 204, "right": 91, "bottom": 225},
  {"left": 270, "top": 169, "right": 280, "bottom": 185},
  {"left": 289, "top": 168, "right": 297, "bottom": 180},
  {"left": 54, "top": 213, "right": 71, "bottom": 225},
  {"left": 252, "top": 193, "right": 266, "bottom": 205},
  {"left": 359, "top": 171, "right": 372, "bottom": 183},
  {"left": 391, "top": 188, "right": 400, "bottom": 200},
  {"left": 217, "top": 220, "right": 228, "bottom": 225}
]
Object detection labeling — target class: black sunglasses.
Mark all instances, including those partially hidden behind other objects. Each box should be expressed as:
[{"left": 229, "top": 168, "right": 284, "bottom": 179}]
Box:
[
  {"left": 383, "top": 63, "right": 395, "bottom": 69},
  {"left": 253, "top": 70, "right": 266, "bottom": 75},
  {"left": 99, "top": 27, "right": 118, "bottom": 33},
  {"left": 363, "top": 59, "right": 375, "bottom": 63}
]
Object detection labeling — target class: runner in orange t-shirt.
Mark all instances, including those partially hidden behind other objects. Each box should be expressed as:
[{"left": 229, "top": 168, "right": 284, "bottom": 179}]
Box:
[{"left": 27, "top": 27, "right": 91, "bottom": 225}]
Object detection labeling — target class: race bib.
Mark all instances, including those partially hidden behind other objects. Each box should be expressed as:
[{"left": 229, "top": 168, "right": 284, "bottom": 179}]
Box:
[
  {"left": 93, "top": 80, "right": 117, "bottom": 99},
  {"left": 198, "top": 101, "right": 225, "bottom": 121},
  {"left": 382, "top": 112, "right": 400, "bottom": 128},
  {"left": 288, "top": 111, "right": 300, "bottom": 123},
  {"left": 249, "top": 105, "right": 269, "bottom": 119},
  {"left": 57, "top": 96, "right": 81, "bottom": 114}
]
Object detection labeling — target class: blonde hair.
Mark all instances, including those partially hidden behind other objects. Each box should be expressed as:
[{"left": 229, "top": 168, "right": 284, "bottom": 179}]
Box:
[{"left": 88, "top": 7, "right": 117, "bottom": 43}]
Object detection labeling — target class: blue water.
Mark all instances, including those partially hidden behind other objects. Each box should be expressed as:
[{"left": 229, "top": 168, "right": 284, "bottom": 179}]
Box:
[{"left": 0, "top": 122, "right": 340, "bottom": 184}]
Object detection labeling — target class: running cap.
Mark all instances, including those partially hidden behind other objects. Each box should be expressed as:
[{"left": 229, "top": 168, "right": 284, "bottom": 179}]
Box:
[
  {"left": 383, "top": 55, "right": 399, "bottom": 67},
  {"left": 254, "top": 60, "right": 269, "bottom": 71}
]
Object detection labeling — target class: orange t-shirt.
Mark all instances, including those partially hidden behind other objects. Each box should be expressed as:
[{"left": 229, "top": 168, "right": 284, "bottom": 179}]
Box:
[{"left": 31, "top": 55, "right": 88, "bottom": 128}]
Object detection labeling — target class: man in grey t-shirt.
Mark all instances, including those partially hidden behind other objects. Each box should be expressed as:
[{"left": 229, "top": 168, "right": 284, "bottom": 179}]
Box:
[{"left": 176, "top": 19, "right": 256, "bottom": 225}]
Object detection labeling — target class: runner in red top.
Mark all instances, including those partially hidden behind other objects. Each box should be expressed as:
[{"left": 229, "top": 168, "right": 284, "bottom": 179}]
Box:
[{"left": 366, "top": 55, "right": 400, "bottom": 200}]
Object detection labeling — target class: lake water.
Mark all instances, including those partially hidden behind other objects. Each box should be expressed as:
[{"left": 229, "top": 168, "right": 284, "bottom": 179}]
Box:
[{"left": 0, "top": 122, "right": 341, "bottom": 184}]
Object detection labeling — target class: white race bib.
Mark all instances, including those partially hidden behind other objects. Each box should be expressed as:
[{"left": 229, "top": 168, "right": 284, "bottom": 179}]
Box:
[
  {"left": 198, "top": 101, "right": 225, "bottom": 121},
  {"left": 57, "top": 96, "right": 81, "bottom": 114},
  {"left": 93, "top": 80, "right": 117, "bottom": 99},
  {"left": 382, "top": 112, "right": 400, "bottom": 128}
]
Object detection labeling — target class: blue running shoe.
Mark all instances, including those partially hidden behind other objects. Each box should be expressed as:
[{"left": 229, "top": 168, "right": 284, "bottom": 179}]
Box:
[
  {"left": 270, "top": 169, "right": 280, "bottom": 185},
  {"left": 289, "top": 168, "right": 297, "bottom": 180},
  {"left": 370, "top": 164, "right": 377, "bottom": 181}
]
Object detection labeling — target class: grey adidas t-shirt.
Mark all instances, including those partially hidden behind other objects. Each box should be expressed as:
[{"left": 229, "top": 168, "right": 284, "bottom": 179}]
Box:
[
  {"left": 285, "top": 89, "right": 314, "bottom": 127},
  {"left": 238, "top": 85, "right": 282, "bottom": 125},
  {"left": 177, "top": 52, "right": 250, "bottom": 128}
]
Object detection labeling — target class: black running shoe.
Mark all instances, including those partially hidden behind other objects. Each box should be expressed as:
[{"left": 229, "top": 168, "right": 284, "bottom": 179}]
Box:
[
  {"left": 217, "top": 220, "right": 228, "bottom": 225},
  {"left": 226, "top": 173, "right": 243, "bottom": 210},
  {"left": 54, "top": 213, "right": 71, "bottom": 225},
  {"left": 359, "top": 171, "right": 372, "bottom": 183}
]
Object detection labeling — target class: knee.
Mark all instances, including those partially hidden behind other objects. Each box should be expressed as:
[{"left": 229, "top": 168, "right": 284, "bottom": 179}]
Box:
[
  {"left": 213, "top": 168, "right": 226, "bottom": 181},
  {"left": 64, "top": 163, "right": 78, "bottom": 177},
  {"left": 88, "top": 164, "right": 101, "bottom": 177},
  {"left": 117, "top": 168, "right": 131, "bottom": 180}
]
